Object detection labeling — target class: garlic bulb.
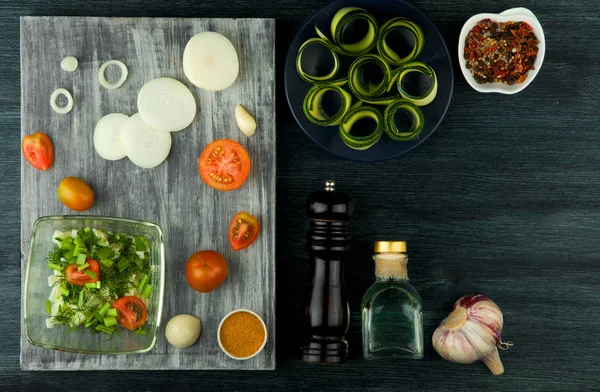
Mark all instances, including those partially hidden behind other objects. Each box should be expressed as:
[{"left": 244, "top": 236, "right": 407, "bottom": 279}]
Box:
[{"left": 432, "top": 295, "right": 512, "bottom": 375}]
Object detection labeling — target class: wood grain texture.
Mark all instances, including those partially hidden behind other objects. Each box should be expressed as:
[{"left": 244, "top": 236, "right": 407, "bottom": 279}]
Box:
[
  {"left": 0, "top": 0, "right": 598, "bottom": 390},
  {"left": 20, "top": 16, "right": 276, "bottom": 370}
]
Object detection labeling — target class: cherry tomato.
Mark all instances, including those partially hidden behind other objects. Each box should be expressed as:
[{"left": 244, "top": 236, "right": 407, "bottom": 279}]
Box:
[
  {"left": 65, "top": 258, "right": 100, "bottom": 286},
  {"left": 22, "top": 132, "right": 54, "bottom": 171},
  {"left": 111, "top": 296, "right": 148, "bottom": 331},
  {"left": 198, "top": 139, "right": 250, "bottom": 192},
  {"left": 57, "top": 177, "right": 94, "bottom": 211},
  {"left": 228, "top": 212, "right": 260, "bottom": 251},
  {"left": 185, "top": 250, "right": 228, "bottom": 293}
]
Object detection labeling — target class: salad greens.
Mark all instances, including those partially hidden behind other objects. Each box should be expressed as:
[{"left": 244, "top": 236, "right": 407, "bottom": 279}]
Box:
[{"left": 46, "top": 227, "right": 153, "bottom": 336}]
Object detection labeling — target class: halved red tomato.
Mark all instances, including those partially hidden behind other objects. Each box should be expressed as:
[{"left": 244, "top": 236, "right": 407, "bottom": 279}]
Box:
[
  {"left": 198, "top": 139, "right": 250, "bottom": 192},
  {"left": 228, "top": 212, "right": 260, "bottom": 251},
  {"left": 111, "top": 296, "right": 148, "bottom": 331},
  {"left": 22, "top": 132, "right": 54, "bottom": 171},
  {"left": 65, "top": 258, "right": 100, "bottom": 285}
]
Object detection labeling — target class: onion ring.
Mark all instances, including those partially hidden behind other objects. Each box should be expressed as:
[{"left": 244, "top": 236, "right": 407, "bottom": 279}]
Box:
[
  {"left": 50, "top": 88, "right": 74, "bottom": 114},
  {"left": 98, "top": 60, "right": 128, "bottom": 90}
]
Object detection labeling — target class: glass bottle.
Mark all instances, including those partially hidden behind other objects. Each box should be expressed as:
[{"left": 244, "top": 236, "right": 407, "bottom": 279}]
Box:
[{"left": 361, "top": 241, "right": 423, "bottom": 360}]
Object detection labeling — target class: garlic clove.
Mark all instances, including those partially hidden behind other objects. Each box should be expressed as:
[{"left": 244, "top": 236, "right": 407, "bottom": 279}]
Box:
[
  {"left": 481, "top": 347, "right": 504, "bottom": 376},
  {"left": 235, "top": 104, "right": 257, "bottom": 136}
]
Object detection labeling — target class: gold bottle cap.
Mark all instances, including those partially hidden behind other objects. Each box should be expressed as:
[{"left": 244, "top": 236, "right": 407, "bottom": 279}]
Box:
[{"left": 374, "top": 241, "right": 407, "bottom": 253}]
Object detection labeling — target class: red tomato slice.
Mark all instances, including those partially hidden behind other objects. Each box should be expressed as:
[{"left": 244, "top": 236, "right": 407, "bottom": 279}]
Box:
[
  {"left": 22, "top": 132, "right": 54, "bottom": 171},
  {"left": 65, "top": 259, "right": 100, "bottom": 286},
  {"left": 228, "top": 212, "right": 260, "bottom": 251},
  {"left": 198, "top": 139, "right": 250, "bottom": 192},
  {"left": 111, "top": 296, "right": 148, "bottom": 331}
]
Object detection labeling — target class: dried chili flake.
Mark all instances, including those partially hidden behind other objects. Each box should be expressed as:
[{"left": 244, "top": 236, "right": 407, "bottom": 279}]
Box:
[{"left": 464, "top": 19, "right": 539, "bottom": 85}]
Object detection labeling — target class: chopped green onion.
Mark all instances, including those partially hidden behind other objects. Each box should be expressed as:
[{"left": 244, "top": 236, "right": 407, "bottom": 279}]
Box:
[
  {"left": 134, "top": 236, "right": 147, "bottom": 252},
  {"left": 61, "top": 240, "right": 75, "bottom": 250},
  {"left": 97, "top": 247, "right": 112, "bottom": 259},
  {"left": 85, "top": 270, "right": 97, "bottom": 279},
  {"left": 76, "top": 253, "right": 87, "bottom": 265},
  {"left": 103, "top": 317, "right": 118, "bottom": 328},
  {"left": 106, "top": 308, "right": 118, "bottom": 317},
  {"left": 73, "top": 247, "right": 80, "bottom": 257},
  {"left": 77, "top": 290, "right": 84, "bottom": 307},
  {"left": 58, "top": 285, "right": 70, "bottom": 297},
  {"left": 45, "top": 300, "right": 51, "bottom": 314},
  {"left": 98, "top": 302, "right": 110, "bottom": 316},
  {"left": 96, "top": 281, "right": 102, "bottom": 289},
  {"left": 138, "top": 273, "right": 150, "bottom": 291},
  {"left": 134, "top": 327, "right": 146, "bottom": 335},
  {"left": 134, "top": 257, "right": 143, "bottom": 267},
  {"left": 99, "top": 258, "right": 113, "bottom": 268},
  {"left": 48, "top": 262, "right": 63, "bottom": 272},
  {"left": 84, "top": 227, "right": 91, "bottom": 232},
  {"left": 93, "top": 311, "right": 104, "bottom": 323},
  {"left": 63, "top": 250, "right": 74, "bottom": 260},
  {"left": 142, "top": 284, "right": 153, "bottom": 298},
  {"left": 117, "top": 258, "right": 131, "bottom": 273},
  {"left": 74, "top": 238, "right": 84, "bottom": 247},
  {"left": 77, "top": 262, "right": 90, "bottom": 271},
  {"left": 85, "top": 282, "right": 97, "bottom": 289},
  {"left": 95, "top": 325, "right": 115, "bottom": 334},
  {"left": 84, "top": 319, "right": 98, "bottom": 328}
]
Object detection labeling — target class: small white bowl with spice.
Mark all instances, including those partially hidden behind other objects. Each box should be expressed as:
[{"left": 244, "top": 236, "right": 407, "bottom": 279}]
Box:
[
  {"left": 458, "top": 7, "right": 545, "bottom": 94},
  {"left": 218, "top": 309, "right": 267, "bottom": 360}
]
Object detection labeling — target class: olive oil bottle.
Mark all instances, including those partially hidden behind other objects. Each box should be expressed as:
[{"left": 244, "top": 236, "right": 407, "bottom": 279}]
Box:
[{"left": 361, "top": 241, "right": 423, "bottom": 360}]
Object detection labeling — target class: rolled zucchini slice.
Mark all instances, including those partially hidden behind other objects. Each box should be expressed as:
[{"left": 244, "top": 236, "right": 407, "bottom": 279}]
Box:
[
  {"left": 339, "top": 106, "right": 384, "bottom": 150},
  {"left": 377, "top": 18, "right": 425, "bottom": 66},
  {"left": 395, "top": 61, "right": 438, "bottom": 106},
  {"left": 348, "top": 54, "right": 395, "bottom": 100},
  {"left": 315, "top": 7, "right": 379, "bottom": 57},
  {"left": 303, "top": 84, "right": 353, "bottom": 126},
  {"left": 296, "top": 38, "right": 346, "bottom": 85},
  {"left": 383, "top": 99, "right": 424, "bottom": 141}
]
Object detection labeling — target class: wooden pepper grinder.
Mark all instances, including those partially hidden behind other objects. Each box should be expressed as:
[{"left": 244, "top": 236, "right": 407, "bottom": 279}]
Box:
[{"left": 301, "top": 180, "right": 351, "bottom": 364}]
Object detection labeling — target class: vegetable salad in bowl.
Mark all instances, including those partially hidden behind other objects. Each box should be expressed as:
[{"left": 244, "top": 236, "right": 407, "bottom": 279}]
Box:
[{"left": 46, "top": 228, "right": 153, "bottom": 335}]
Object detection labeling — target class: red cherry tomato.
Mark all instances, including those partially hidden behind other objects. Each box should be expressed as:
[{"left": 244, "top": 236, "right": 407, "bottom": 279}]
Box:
[
  {"left": 22, "top": 132, "right": 54, "bottom": 171},
  {"left": 64, "top": 259, "right": 100, "bottom": 286},
  {"left": 111, "top": 296, "right": 148, "bottom": 331},
  {"left": 228, "top": 212, "right": 260, "bottom": 251}
]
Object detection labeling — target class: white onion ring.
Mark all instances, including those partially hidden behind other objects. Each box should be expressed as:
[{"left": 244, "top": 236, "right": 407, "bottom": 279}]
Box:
[
  {"left": 50, "top": 88, "right": 74, "bottom": 114},
  {"left": 61, "top": 56, "right": 78, "bottom": 72},
  {"left": 137, "top": 77, "right": 197, "bottom": 132},
  {"left": 120, "top": 113, "right": 172, "bottom": 168},
  {"left": 98, "top": 60, "right": 128, "bottom": 90}
]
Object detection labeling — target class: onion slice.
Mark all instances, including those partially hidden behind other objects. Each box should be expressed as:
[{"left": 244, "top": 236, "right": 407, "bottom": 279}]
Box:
[
  {"left": 50, "top": 88, "right": 74, "bottom": 114},
  {"left": 98, "top": 60, "right": 128, "bottom": 90},
  {"left": 183, "top": 32, "right": 239, "bottom": 91},
  {"left": 93, "top": 113, "right": 129, "bottom": 161},
  {"left": 137, "top": 78, "right": 197, "bottom": 132},
  {"left": 120, "top": 113, "right": 172, "bottom": 168},
  {"left": 61, "top": 56, "right": 78, "bottom": 72}
]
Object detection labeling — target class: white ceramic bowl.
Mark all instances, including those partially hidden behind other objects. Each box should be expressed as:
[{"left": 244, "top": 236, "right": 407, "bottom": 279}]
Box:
[
  {"left": 217, "top": 309, "right": 267, "bottom": 360},
  {"left": 458, "top": 7, "right": 545, "bottom": 94}
]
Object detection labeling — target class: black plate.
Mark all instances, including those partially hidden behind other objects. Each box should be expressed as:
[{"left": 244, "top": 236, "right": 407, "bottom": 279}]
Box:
[{"left": 284, "top": 0, "right": 454, "bottom": 161}]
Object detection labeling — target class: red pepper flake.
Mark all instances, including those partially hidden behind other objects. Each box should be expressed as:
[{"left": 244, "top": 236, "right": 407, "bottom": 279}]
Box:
[{"left": 464, "top": 19, "right": 539, "bottom": 85}]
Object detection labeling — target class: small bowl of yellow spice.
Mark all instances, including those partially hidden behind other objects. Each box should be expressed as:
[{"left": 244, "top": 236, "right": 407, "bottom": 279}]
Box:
[{"left": 218, "top": 309, "right": 267, "bottom": 360}]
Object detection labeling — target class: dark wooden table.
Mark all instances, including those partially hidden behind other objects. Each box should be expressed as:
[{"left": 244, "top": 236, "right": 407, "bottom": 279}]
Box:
[{"left": 1, "top": 0, "right": 599, "bottom": 390}]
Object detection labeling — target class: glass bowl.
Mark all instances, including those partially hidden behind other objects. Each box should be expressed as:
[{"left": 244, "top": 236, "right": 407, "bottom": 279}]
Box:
[{"left": 24, "top": 215, "right": 165, "bottom": 354}]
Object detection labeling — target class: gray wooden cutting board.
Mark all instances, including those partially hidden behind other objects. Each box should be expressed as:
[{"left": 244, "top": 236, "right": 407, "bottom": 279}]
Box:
[{"left": 20, "top": 16, "right": 275, "bottom": 370}]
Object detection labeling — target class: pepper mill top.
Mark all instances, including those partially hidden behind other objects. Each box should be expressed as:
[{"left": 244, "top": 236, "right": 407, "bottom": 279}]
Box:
[{"left": 306, "top": 180, "right": 353, "bottom": 221}]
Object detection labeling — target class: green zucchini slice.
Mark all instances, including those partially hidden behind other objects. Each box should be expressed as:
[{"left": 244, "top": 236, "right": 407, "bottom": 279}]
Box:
[
  {"left": 315, "top": 7, "right": 379, "bottom": 57},
  {"left": 339, "top": 106, "right": 383, "bottom": 150},
  {"left": 395, "top": 61, "right": 438, "bottom": 106},
  {"left": 303, "top": 84, "right": 353, "bottom": 126},
  {"left": 348, "top": 54, "right": 394, "bottom": 100},
  {"left": 383, "top": 99, "right": 424, "bottom": 141},
  {"left": 377, "top": 18, "right": 425, "bottom": 66},
  {"left": 296, "top": 38, "right": 346, "bottom": 85}
]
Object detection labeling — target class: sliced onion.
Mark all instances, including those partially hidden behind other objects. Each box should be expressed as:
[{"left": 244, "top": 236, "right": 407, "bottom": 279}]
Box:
[
  {"left": 50, "top": 88, "right": 74, "bottom": 114},
  {"left": 98, "top": 60, "right": 128, "bottom": 90},
  {"left": 61, "top": 56, "right": 78, "bottom": 72},
  {"left": 183, "top": 32, "right": 239, "bottom": 91},
  {"left": 120, "top": 113, "right": 172, "bottom": 168},
  {"left": 137, "top": 78, "right": 197, "bottom": 132},
  {"left": 93, "top": 113, "right": 129, "bottom": 160}
]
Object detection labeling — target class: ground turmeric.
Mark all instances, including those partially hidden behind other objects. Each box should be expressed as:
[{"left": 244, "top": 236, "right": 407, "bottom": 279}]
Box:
[{"left": 220, "top": 311, "right": 266, "bottom": 358}]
